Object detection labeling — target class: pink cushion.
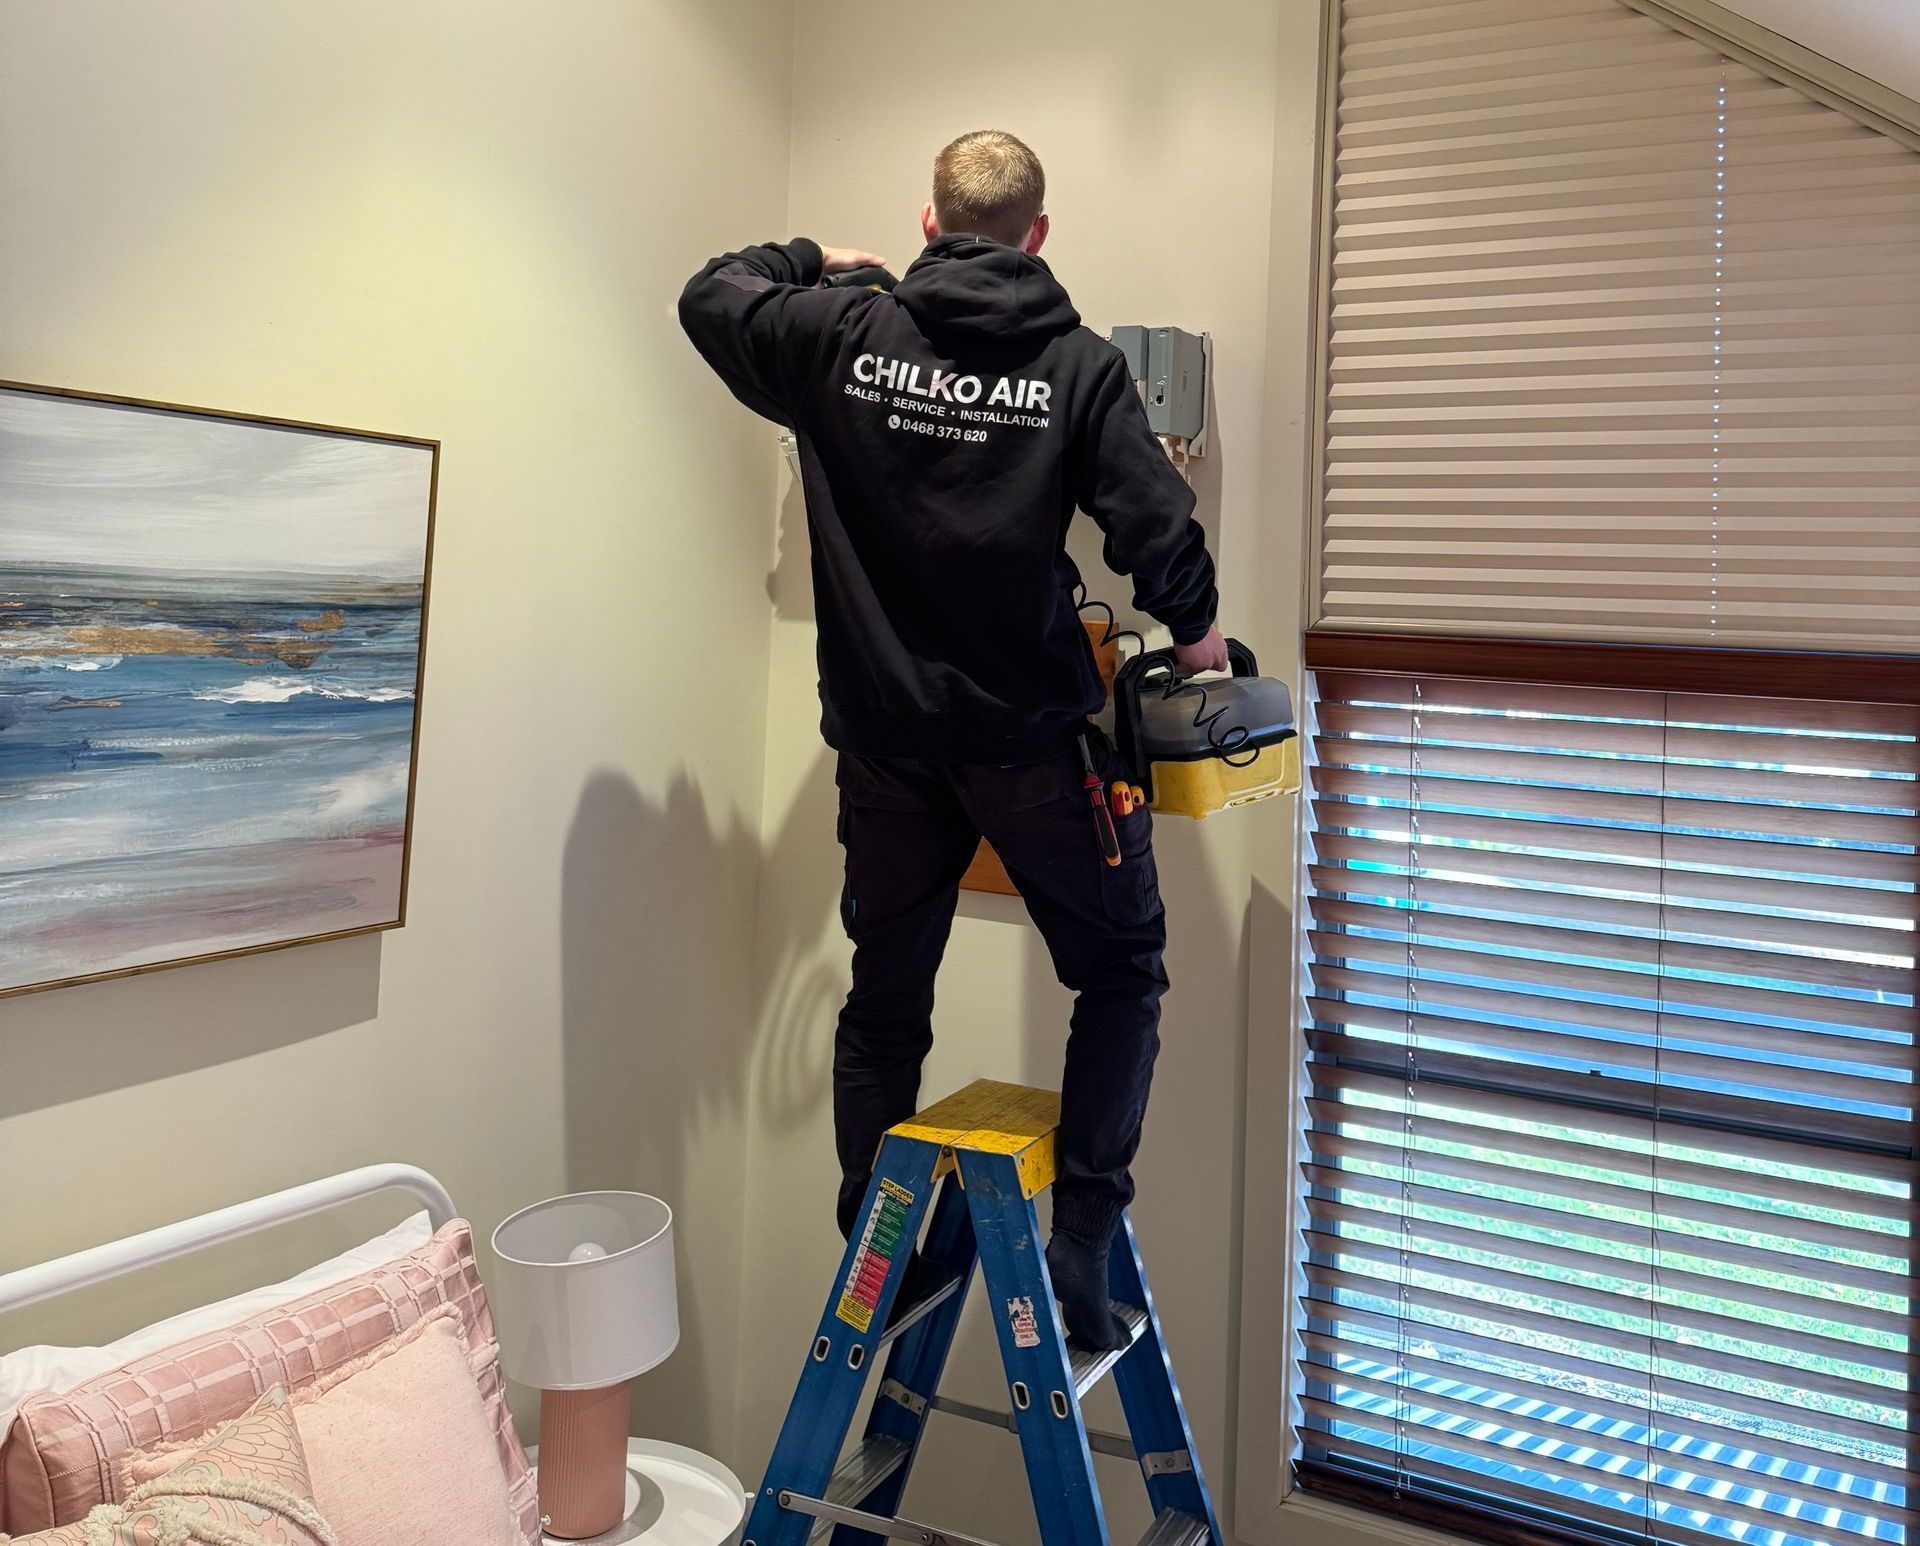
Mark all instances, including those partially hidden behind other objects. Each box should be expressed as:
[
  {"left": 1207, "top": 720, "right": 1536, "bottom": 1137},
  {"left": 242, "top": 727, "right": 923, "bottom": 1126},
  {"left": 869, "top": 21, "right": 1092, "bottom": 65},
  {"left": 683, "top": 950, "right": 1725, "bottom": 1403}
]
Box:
[
  {"left": 127, "top": 1308, "right": 519, "bottom": 1546},
  {"left": 299, "top": 1308, "right": 522, "bottom": 1546},
  {"left": 4, "top": 1221, "right": 536, "bottom": 1542},
  {"left": 4, "top": 1385, "right": 332, "bottom": 1545}
]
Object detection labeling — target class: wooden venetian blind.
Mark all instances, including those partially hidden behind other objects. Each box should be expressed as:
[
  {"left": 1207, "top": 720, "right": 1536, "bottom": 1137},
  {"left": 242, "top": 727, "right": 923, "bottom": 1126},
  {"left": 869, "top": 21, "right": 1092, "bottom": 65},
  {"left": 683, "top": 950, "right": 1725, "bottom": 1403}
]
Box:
[
  {"left": 1299, "top": 667, "right": 1917, "bottom": 1546},
  {"left": 1318, "top": 0, "right": 1920, "bottom": 648}
]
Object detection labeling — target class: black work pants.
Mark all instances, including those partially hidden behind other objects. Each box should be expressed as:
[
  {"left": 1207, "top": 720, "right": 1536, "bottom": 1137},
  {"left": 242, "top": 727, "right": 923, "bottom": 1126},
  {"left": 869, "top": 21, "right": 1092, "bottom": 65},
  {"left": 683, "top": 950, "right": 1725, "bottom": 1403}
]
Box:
[{"left": 831, "top": 731, "right": 1169, "bottom": 1247}]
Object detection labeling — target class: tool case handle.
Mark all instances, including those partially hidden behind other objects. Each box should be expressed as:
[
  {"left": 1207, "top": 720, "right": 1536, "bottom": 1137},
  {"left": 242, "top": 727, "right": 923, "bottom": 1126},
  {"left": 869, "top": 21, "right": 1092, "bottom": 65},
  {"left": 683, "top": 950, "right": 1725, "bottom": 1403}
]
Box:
[{"left": 1110, "top": 638, "right": 1258, "bottom": 790}]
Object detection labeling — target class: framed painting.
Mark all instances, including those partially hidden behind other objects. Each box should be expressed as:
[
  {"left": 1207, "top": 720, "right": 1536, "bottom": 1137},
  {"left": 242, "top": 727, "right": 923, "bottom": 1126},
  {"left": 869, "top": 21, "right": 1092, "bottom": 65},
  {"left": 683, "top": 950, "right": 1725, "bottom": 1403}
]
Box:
[{"left": 0, "top": 382, "right": 437, "bottom": 999}]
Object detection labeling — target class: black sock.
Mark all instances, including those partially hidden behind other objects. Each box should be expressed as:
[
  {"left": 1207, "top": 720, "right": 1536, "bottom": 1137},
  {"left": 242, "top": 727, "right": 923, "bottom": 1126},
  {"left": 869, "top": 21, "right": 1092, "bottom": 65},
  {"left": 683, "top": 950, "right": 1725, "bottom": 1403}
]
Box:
[{"left": 1046, "top": 1229, "right": 1127, "bottom": 1352}]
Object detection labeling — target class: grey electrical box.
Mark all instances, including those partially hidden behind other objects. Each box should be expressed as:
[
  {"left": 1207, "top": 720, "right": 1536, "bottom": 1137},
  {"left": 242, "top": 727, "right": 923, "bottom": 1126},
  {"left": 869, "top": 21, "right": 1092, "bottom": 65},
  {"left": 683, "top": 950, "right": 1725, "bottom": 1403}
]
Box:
[
  {"left": 1110, "top": 324, "right": 1150, "bottom": 384},
  {"left": 1110, "top": 325, "right": 1208, "bottom": 442}
]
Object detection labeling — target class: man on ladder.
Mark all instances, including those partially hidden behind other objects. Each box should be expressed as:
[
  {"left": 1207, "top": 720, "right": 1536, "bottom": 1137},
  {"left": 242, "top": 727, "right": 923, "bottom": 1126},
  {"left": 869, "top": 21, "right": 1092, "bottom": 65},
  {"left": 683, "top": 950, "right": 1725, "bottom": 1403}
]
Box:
[{"left": 679, "top": 129, "right": 1227, "bottom": 1354}]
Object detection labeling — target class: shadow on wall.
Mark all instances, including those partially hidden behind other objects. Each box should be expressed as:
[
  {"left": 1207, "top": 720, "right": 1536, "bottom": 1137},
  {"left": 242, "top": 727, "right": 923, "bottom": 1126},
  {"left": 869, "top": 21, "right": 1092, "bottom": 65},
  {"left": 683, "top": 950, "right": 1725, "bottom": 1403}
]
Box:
[
  {"left": 767, "top": 468, "right": 813, "bottom": 622},
  {"left": 0, "top": 934, "right": 382, "bottom": 1128},
  {"left": 560, "top": 770, "right": 752, "bottom": 1453},
  {"left": 558, "top": 760, "right": 848, "bottom": 1453},
  {"left": 746, "top": 744, "right": 858, "bottom": 1138}
]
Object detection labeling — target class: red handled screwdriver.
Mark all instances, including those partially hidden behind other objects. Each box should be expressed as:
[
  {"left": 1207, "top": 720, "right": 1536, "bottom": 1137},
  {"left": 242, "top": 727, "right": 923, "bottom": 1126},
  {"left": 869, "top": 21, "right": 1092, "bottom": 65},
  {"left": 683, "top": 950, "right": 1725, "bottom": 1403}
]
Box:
[{"left": 1077, "top": 735, "right": 1123, "bottom": 868}]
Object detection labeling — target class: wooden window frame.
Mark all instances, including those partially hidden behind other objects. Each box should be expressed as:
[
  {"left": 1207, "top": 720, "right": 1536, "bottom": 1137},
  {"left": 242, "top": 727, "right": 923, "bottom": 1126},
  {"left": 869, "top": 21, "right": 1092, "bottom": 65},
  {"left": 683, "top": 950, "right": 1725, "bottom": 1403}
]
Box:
[{"left": 1306, "top": 630, "right": 1920, "bottom": 707}]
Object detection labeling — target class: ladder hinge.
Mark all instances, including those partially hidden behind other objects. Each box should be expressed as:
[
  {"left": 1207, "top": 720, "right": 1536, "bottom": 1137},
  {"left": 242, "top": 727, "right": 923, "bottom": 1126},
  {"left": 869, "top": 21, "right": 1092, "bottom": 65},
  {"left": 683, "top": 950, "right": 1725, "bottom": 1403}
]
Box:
[
  {"left": 881, "top": 1377, "right": 928, "bottom": 1417},
  {"left": 1141, "top": 1449, "right": 1194, "bottom": 1477}
]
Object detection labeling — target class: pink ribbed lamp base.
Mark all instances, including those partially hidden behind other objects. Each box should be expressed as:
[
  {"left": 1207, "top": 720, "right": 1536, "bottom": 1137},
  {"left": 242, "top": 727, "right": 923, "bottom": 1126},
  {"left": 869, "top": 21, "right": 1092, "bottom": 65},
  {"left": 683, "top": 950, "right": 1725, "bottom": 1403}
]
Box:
[{"left": 538, "top": 1382, "right": 634, "bottom": 1539}]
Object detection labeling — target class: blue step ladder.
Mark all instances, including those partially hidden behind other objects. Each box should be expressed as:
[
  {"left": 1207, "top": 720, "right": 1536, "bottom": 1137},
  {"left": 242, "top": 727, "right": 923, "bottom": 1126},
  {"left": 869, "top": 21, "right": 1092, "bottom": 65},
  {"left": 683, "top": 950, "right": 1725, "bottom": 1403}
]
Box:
[{"left": 745, "top": 1080, "right": 1221, "bottom": 1546}]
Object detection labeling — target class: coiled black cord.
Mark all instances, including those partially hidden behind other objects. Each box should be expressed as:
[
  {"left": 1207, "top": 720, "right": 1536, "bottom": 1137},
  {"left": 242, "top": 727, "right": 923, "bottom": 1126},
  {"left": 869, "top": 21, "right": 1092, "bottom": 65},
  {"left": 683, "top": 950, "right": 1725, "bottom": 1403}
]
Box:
[
  {"left": 1073, "top": 584, "right": 1146, "bottom": 661},
  {"left": 1074, "top": 586, "right": 1259, "bottom": 767}
]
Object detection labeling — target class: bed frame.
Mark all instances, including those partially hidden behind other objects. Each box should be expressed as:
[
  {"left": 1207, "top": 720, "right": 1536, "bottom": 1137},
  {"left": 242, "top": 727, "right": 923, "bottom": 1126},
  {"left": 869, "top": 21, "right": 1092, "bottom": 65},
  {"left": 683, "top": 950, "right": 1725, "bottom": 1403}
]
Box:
[{"left": 0, "top": 1164, "right": 456, "bottom": 1317}]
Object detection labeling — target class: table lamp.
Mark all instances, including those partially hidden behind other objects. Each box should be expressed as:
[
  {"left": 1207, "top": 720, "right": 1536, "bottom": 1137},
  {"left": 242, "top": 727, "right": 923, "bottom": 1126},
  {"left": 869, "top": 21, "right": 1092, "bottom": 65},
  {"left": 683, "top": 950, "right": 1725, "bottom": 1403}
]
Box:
[{"left": 491, "top": 1192, "right": 679, "bottom": 1540}]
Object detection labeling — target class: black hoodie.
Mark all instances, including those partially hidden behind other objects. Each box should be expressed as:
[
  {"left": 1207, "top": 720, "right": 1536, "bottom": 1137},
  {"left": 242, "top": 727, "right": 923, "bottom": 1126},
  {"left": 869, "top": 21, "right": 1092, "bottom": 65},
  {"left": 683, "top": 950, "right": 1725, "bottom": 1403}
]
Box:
[{"left": 679, "top": 233, "right": 1218, "bottom": 764}]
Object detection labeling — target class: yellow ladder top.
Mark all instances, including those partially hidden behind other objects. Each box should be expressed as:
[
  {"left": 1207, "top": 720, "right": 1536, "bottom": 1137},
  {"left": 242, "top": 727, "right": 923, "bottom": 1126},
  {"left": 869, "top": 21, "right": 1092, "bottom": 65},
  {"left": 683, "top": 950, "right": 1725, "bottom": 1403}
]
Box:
[{"left": 889, "top": 1080, "right": 1060, "bottom": 1198}]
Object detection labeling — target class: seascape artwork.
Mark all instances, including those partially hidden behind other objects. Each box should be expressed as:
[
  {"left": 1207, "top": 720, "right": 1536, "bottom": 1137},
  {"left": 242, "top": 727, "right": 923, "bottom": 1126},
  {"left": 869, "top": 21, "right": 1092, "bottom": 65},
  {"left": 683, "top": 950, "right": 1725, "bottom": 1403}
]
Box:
[{"left": 0, "top": 385, "right": 435, "bottom": 997}]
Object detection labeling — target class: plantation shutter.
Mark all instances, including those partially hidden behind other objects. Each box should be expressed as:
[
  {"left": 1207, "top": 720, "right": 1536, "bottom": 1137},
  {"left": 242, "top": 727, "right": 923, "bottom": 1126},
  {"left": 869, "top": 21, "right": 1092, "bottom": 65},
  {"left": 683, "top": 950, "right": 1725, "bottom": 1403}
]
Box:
[
  {"left": 1318, "top": 0, "right": 1920, "bottom": 648},
  {"left": 1298, "top": 668, "right": 1917, "bottom": 1546}
]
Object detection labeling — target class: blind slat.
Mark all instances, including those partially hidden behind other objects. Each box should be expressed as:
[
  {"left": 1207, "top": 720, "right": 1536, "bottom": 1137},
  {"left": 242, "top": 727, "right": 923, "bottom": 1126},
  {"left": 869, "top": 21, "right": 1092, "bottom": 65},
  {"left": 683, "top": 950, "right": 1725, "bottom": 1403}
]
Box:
[
  {"left": 1311, "top": 762, "right": 1920, "bottom": 846},
  {"left": 1302, "top": 1264, "right": 1899, "bottom": 1412},
  {"left": 1300, "top": 1356, "right": 1918, "bottom": 1509},
  {"left": 1305, "top": 1228, "right": 1913, "bottom": 1359},
  {"left": 1301, "top": 1169, "right": 1912, "bottom": 1297},
  {"left": 1296, "top": 1306, "right": 1910, "bottom": 1452},
  {"left": 1305, "top": 1081, "right": 1914, "bottom": 1224},
  {"left": 1311, "top": 950, "right": 1913, "bottom": 1042},
  {"left": 1309, "top": 977, "right": 1918, "bottom": 1070},
  {"left": 1296, "top": 1331, "right": 1913, "bottom": 1492},
  {"left": 1298, "top": 1408, "right": 1909, "bottom": 1546},
  {"left": 1305, "top": 1127, "right": 1911, "bottom": 1255},
  {"left": 1308, "top": 1056, "right": 1918, "bottom": 1184}
]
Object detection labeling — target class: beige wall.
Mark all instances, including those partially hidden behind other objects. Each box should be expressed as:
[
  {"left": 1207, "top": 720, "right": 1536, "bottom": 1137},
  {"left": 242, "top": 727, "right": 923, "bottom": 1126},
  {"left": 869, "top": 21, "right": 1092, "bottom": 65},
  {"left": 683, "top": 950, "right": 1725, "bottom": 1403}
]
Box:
[
  {"left": 0, "top": 0, "right": 1337, "bottom": 1528},
  {"left": 0, "top": 0, "right": 794, "bottom": 1465},
  {"left": 739, "top": 4, "right": 1316, "bottom": 1537}
]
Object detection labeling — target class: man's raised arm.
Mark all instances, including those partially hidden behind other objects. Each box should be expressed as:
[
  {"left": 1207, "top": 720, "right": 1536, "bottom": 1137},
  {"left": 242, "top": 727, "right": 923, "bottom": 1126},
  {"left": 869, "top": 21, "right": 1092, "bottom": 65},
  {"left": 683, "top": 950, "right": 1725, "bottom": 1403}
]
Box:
[{"left": 678, "top": 239, "right": 884, "bottom": 427}]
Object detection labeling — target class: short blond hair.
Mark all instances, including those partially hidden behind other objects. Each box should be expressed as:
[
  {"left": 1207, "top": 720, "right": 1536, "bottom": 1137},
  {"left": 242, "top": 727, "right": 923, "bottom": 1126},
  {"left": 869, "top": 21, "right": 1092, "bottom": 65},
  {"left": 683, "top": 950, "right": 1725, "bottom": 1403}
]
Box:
[{"left": 932, "top": 130, "right": 1045, "bottom": 248}]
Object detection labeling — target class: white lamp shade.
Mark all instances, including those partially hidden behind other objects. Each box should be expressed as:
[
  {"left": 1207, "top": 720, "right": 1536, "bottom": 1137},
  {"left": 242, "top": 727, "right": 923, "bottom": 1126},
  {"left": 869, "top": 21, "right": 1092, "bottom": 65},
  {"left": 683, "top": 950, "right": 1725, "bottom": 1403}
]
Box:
[{"left": 489, "top": 1192, "right": 679, "bottom": 1391}]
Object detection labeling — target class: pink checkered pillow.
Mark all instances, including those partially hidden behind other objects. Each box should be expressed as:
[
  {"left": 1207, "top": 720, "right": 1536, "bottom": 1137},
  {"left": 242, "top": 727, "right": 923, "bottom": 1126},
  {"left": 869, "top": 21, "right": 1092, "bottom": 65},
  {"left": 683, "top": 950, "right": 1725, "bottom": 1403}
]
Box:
[
  {"left": 2, "top": 1222, "right": 536, "bottom": 1542},
  {"left": 3, "top": 1385, "right": 332, "bottom": 1545}
]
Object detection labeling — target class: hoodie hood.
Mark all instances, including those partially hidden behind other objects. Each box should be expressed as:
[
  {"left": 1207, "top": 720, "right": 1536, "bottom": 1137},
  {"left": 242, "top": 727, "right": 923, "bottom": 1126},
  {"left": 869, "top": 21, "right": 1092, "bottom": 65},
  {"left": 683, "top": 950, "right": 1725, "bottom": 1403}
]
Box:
[{"left": 894, "top": 234, "right": 1081, "bottom": 343}]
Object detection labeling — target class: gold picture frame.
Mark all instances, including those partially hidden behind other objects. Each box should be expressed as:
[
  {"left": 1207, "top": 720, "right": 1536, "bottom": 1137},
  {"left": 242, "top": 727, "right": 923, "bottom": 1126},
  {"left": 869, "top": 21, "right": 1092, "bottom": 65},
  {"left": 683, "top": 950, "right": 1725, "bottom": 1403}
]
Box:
[{"left": 0, "top": 380, "right": 439, "bottom": 999}]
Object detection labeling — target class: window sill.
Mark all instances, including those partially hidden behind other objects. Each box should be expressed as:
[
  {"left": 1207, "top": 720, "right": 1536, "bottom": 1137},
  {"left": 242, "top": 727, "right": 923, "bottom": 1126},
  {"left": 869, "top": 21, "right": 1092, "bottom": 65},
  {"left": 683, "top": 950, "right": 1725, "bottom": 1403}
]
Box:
[{"left": 1238, "top": 1487, "right": 1484, "bottom": 1546}]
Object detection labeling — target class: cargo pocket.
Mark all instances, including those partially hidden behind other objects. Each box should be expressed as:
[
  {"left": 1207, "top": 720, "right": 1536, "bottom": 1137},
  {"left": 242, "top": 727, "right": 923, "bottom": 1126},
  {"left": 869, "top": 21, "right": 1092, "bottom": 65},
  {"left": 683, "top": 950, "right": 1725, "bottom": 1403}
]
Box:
[
  {"left": 835, "top": 752, "right": 937, "bottom": 812},
  {"left": 1091, "top": 730, "right": 1160, "bottom": 924},
  {"left": 1099, "top": 803, "right": 1161, "bottom": 924},
  {"left": 835, "top": 790, "right": 858, "bottom": 932},
  {"left": 834, "top": 757, "right": 916, "bottom": 939}
]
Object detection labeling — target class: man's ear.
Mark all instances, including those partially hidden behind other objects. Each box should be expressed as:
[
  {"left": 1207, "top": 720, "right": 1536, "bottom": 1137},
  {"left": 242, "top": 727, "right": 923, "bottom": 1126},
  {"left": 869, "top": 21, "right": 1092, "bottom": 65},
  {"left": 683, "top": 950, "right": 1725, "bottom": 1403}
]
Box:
[
  {"left": 1022, "top": 213, "right": 1050, "bottom": 256},
  {"left": 921, "top": 202, "right": 941, "bottom": 244}
]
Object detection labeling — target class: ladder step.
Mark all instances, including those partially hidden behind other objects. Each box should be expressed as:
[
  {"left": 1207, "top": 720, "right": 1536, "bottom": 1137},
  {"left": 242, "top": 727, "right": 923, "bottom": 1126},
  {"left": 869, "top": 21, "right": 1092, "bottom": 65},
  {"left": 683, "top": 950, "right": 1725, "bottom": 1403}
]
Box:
[
  {"left": 826, "top": 1433, "right": 912, "bottom": 1507},
  {"left": 877, "top": 1268, "right": 963, "bottom": 1349},
  {"left": 1137, "top": 1508, "right": 1211, "bottom": 1546},
  {"left": 807, "top": 1435, "right": 914, "bottom": 1539},
  {"left": 1069, "top": 1301, "right": 1149, "bottom": 1399},
  {"left": 787, "top": 1491, "right": 1005, "bottom": 1546},
  {"left": 928, "top": 1395, "right": 1137, "bottom": 1461}
]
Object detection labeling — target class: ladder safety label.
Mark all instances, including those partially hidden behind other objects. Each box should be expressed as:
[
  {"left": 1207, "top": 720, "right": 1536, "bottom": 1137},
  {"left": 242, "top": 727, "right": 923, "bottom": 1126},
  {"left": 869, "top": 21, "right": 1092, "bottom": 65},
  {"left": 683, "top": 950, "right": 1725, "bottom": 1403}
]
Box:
[
  {"left": 835, "top": 1179, "right": 915, "bottom": 1332},
  {"left": 1007, "top": 1295, "right": 1042, "bottom": 1349}
]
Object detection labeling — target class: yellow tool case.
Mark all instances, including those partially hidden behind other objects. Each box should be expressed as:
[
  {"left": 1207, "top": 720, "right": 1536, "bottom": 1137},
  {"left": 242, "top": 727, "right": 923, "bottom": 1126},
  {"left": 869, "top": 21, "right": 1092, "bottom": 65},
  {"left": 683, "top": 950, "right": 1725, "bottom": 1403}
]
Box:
[{"left": 1107, "top": 640, "right": 1299, "bottom": 819}]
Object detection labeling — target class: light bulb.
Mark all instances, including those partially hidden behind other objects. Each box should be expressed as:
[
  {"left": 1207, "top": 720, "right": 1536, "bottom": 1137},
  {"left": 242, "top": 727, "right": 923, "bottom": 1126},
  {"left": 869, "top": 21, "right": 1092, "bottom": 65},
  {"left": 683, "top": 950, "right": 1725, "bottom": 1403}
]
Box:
[{"left": 568, "top": 1241, "right": 609, "bottom": 1263}]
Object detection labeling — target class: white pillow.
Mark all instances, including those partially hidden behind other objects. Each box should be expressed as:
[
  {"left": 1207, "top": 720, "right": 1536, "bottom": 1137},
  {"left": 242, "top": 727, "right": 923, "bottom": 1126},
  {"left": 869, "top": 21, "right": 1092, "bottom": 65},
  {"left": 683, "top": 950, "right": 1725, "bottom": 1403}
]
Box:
[{"left": 0, "top": 1209, "right": 432, "bottom": 1443}]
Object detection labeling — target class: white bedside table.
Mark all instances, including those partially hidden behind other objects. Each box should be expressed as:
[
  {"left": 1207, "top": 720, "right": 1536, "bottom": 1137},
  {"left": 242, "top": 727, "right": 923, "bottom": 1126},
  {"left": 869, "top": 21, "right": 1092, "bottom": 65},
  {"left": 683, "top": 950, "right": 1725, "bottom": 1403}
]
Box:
[{"left": 529, "top": 1439, "right": 747, "bottom": 1546}]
